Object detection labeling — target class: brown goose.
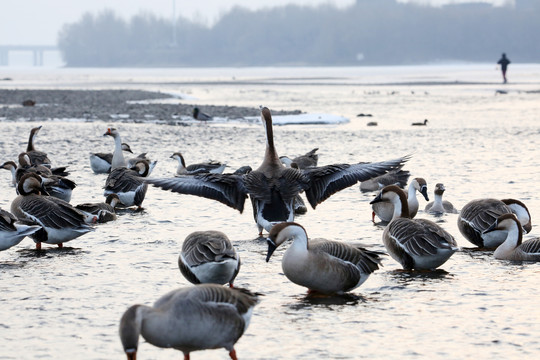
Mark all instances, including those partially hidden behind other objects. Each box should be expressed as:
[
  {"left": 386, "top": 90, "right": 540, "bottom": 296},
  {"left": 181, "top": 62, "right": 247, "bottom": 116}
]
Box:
[
  {"left": 486, "top": 214, "right": 540, "bottom": 261},
  {"left": 146, "top": 107, "right": 409, "bottom": 234},
  {"left": 265, "top": 222, "right": 384, "bottom": 294},
  {"left": 424, "top": 183, "right": 459, "bottom": 214},
  {"left": 178, "top": 230, "right": 240, "bottom": 287},
  {"left": 119, "top": 284, "right": 259, "bottom": 360},
  {"left": 370, "top": 185, "right": 458, "bottom": 270},
  {"left": 10, "top": 173, "right": 94, "bottom": 250},
  {"left": 26, "top": 125, "right": 51, "bottom": 168},
  {"left": 0, "top": 208, "right": 41, "bottom": 251},
  {"left": 371, "top": 177, "right": 429, "bottom": 222},
  {"left": 457, "top": 198, "right": 531, "bottom": 248}
]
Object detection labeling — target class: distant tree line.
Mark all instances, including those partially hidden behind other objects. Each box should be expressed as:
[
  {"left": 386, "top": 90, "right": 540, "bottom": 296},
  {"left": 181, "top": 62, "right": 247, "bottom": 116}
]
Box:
[{"left": 57, "top": 0, "right": 540, "bottom": 67}]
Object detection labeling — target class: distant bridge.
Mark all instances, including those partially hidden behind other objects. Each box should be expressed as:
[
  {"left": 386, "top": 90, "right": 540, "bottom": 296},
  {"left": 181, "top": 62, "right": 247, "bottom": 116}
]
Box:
[{"left": 0, "top": 45, "right": 59, "bottom": 66}]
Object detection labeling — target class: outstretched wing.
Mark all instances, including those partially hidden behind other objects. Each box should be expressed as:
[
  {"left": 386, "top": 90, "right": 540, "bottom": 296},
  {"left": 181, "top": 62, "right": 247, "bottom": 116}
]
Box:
[
  {"left": 303, "top": 155, "right": 410, "bottom": 208},
  {"left": 146, "top": 173, "right": 248, "bottom": 213}
]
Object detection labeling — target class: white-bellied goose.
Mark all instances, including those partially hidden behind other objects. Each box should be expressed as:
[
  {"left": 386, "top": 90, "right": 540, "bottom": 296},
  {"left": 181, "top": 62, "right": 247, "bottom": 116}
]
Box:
[
  {"left": 75, "top": 194, "right": 122, "bottom": 223},
  {"left": 192, "top": 107, "right": 213, "bottom": 122},
  {"left": 178, "top": 230, "right": 240, "bottom": 287},
  {"left": 485, "top": 214, "right": 540, "bottom": 261},
  {"left": 370, "top": 185, "right": 458, "bottom": 270},
  {"left": 146, "top": 107, "right": 409, "bottom": 234},
  {"left": 119, "top": 284, "right": 259, "bottom": 360},
  {"left": 360, "top": 168, "right": 410, "bottom": 192},
  {"left": 26, "top": 125, "right": 51, "bottom": 168},
  {"left": 279, "top": 148, "right": 319, "bottom": 169},
  {"left": 0, "top": 208, "right": 41, "bottom": 251},
  {"left": 89, "top": 143, "right": 133, "bottom": 174},
  {"left": 457, "top": 198, "right": 532, "bottom": 248},
  {"left": 371, "top": 177, "right": 428, "bottom": 222},
  {"left": 265, "top": 222, "right": 384, "bottom": 294},
  {"left": 171, "top": 152, "right": 226, "bottom": 175},
  {"left": 425, "top": 183, "right": 459, "bottom": 215},
  {"left": 10, "top": 173, "right": 94, "bottom": 250}
]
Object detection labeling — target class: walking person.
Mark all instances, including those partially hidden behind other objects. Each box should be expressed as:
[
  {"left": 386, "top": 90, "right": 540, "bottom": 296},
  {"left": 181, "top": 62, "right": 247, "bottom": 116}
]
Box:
[{"left": 497, "top": 53, "right": 511, "bottom": 84}]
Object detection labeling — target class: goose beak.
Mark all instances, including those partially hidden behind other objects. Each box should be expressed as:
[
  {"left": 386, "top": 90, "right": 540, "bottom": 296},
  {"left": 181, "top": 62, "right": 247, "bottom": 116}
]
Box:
[
  {"left": 265, "top": 239, "right": 277, "bottom": 262},
  {"left": 103, "top": 128, "right": 112, "bottom": 136},
  {"left": 369, "top": 192, "right": 383, "bottom": 205},
  {"left": 420, "top": 186, "right": 429, "bottom": 201}
]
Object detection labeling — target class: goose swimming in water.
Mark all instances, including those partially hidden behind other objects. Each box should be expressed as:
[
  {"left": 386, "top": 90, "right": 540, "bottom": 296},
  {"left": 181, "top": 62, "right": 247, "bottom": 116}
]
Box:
[
  {"left": 146, "top": 107, "right": 409, "bottom": 234},
  {"left": 424, "top": 183, "right": 459, "bottom": 214},
  {"left": 25, "top": 125, "right": 52, "bottom": 168},
  {"left": 371, "top": 177, "right": 428, "bottom": 222},
  {"left": 360, "top": 167, "right": 410, "bottom": 192},
  {"left": 171, "top": 152, "right": 226, "bottom": 175},
  {"left": 178, "top": 230, "right": 241, "bottom": 287},
  {"left": 75, "top": 194, "right": 122, "bottom": 223},
  {"left": 279, "top": 148, "right": 319, "bottom": 169},
  {"left": 370, "top": 185, "right": 458, "bottom": 270},
  {"left": 10, "top": 173, "right": 94, "bottom": 250},
  {"left": 457, "top": 198, "right": 532, "bottom": 248},
  {"left": 265, "top": 222, "right": 384, "bottom": 294},
  {"left": 0, "top": 208, "right": 41, "bottom": 251},
  {"left": 119, "top": 284, "right": 260, "bottom": 360},
  {"left": 485, "top": 214, "right": 540, "bottom": 261}
]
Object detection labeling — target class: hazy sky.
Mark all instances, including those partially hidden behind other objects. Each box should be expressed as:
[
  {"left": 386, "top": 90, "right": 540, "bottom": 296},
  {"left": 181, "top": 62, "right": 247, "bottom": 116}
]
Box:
[{"left": 0, "top": 0, "right": 511, "bottom": 45}]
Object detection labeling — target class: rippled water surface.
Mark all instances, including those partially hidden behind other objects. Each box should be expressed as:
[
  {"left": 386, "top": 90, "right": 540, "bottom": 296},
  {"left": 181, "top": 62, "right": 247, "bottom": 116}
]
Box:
[{"left": 1, "top": 65, "right": 540, "bottom": 359}]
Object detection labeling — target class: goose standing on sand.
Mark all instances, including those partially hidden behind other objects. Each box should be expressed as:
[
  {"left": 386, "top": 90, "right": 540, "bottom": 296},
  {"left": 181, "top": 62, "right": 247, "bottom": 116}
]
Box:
[
  {"left": 25, "top": 125, "right": 52, "bottom": 167},
  {"left": 178, "top": 230, "right": 240, "bottom": 287},
  {"left": 371, "top": 177, "right": 428, "bottom": 222},
  {"left": 425, "top": 183, "right": 459, "bottom": 214},
  {"left": 0, "top": 208, "right": 41, "bottom": 251},
  {"left": 89, "top": 143, "right": 133, "bottom": 174},
  {"left": 265, "top": 222, "right": 384, "bottom": 294},
  {"left": 75, "top": 194, "right": 122, "bottom": 223},
  {"left": 103, "top": 128, "right": 149, "bottom": 209},
  {"left": 485, "top": 214, "right": 540, "bottom": 261},
  {"left": 171, "top": 152, "right": 226, "bottom": 175},
  {"left": 370, "top": 185, "right": 458, "bottom": 270},
  {"left": 10, "top": 173, "right": 94, "bottom": 250},
  {"left": 146, "top": 107, "right": 409, "bottom": 234},
  {"left": 119, "top": 284, "right": 259, "bottom": 360},
  {"left": 457, "top": 198, "right": 532, "bottom": 248},
  {"left": 360, "top": 167, "right": 410, "bottom": 192}
]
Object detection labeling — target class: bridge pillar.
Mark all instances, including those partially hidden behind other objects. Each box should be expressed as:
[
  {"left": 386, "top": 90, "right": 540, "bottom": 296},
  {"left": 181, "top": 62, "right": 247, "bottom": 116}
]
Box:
[
  {"left": 0, "top": 49, "right": 8, "bottom": 66},
  {"left": 33, "top": 50, "right": 44, "bottom": 66}
]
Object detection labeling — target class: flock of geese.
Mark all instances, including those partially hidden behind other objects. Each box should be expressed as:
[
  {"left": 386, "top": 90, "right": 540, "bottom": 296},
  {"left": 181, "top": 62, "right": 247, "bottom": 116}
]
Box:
[{"left": 1, "top": 107, "right": 539, "bottom": 359}]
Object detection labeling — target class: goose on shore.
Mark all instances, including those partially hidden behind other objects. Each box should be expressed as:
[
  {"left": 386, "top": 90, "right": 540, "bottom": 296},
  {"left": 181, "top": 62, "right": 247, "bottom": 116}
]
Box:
[
  {"left": 457, "top": 198, "right": 532, "bottom": 248},
  {"left": 412, "top": 119, "right": 428, "bottom": 126},
  {"left": 265, "top": 222, "right": 384, "bottom": 294},
  {"left": 75, "top": 194, "right": 122, "bottom": 223},
  {"left": 485, "top": 214, "right": 540, "bottom": 261},
  {"left": 25, "top": 125, "right": 51, "bottom": 168},
  {"left": 425, "top": 183, "right": 459, "bottom": 214},
  {"left": 371, "top": 177, "right": 428, "bottom": 222},
  {"left": 192, "top": 107, "right": 213, "bottom": 122},
  {"left": 103, "top": 128, "right": 149, "bottom": 208},
  {"left": 146, "top": 107, "right": 409, "bottom": 234},
  {"left": 10, "top": 173, "right": 94, "bottom": 250},
  {"left": 0, "top": 208, "right": 41, "bottom": 251},
  {"left": 119, "top": 284, "right": 260, "bottom": 360},
  {"left": 89, "top": 143, "right": 133, "bottom": 174},
  {"left": 178, "top": 230, "right": 240, "bottom": 287},
  {"left": 360, "top": 168, "right": 410, "bottom": 192},
  {"left": 370, "top": 185, "right": 458, "bottom": 270},
  {"left": 171, "top": 152, "right": 226, "bottom": 175}
]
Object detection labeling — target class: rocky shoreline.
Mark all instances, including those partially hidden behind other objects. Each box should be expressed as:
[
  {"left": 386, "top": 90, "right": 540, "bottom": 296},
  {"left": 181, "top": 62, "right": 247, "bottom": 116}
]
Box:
[{"left": 0, "top": 89, "right": 301, "bottom": 124}]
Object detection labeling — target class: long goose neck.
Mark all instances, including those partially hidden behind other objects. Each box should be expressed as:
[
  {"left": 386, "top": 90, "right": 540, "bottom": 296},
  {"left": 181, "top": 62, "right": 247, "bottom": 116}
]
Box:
[
  {"left": 111, "top": 135, "right": 126, "bottom": 169},
  {"left": 119, "top": 305, "right": 145, "bottom": 355},
  {"left": 433, "top": 193, "right": 443, "bottom": 206},
  {"left": 27, "top": 129, "right": 36, "bottom": 152},
  {"left": 392, "top": 190, "right": 410, "bottom": 219},
  {"left": 261, "top": 110, "right": 281, "bottom": 169},
  {"left": 494, "top": 221, "right": 522, "bottom": 257},
  {"left": 286, "top": 226, "right": 309, "bottom": 252}
]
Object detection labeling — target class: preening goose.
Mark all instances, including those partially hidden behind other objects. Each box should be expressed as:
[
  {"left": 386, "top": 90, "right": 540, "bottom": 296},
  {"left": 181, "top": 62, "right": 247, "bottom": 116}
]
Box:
[
  {"left": 371, "top": 177, "right": 428, "bottom": 222},
  {"left": 457, "top": 198, "right": 532, "bottom": 248},
  {"left": 25, "top": 125, "right": 51, "bottom": 168},
  {"left": 171, "top": 152, "right": 226, "bottom": 175},
  {"left": 424, "top": 183, "right": 459, "bottom": 214},
  {"left": 75, "top": 194, "right": 122, "bottom": 223},
  {"left": 146, "top": 107, "right": 409, "bottom": 234},
  {"left": 370, "top": 185, "right": 458, "bottom": 270},
  {"left": 89, "top": 143, "right": 133, "bottom": 174},
  {"left": 485, "top": 214, "right": 540, "bottom": 261},
  {"left": 10, "top": 173, "right": 94, "bottom": 250},
  {"left": 265, "top": 222, "right": 384, "bottom": 294},
  {"left": 0, "top": 208, "right": 41, "bottom": 251},
  {"left": 119, "top": 284, "right": 259, "bottom": 360},
  {"left": 178, "top": 230, "right": 240, "bottom": 287}
]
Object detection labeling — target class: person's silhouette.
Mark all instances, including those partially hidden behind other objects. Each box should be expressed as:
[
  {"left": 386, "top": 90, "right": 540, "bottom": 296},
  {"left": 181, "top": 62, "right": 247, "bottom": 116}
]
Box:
[{"left": 497, "top": 53, "right": 511, "bottom": 84}]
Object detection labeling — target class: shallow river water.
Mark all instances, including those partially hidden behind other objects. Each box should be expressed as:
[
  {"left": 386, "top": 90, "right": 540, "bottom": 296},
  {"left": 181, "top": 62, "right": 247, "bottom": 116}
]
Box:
[{"left": 1, "top": 65, "right": 540, "bottom": 359}]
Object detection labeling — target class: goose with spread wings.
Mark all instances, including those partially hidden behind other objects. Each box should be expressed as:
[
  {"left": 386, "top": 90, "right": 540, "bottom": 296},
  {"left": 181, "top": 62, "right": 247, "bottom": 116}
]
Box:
[{"left": 146, "top": 107, "right": 409, "bottom": 234}]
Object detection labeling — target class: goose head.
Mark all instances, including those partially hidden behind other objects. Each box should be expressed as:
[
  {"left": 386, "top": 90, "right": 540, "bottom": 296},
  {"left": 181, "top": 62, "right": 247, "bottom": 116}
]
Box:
[
  {"left": 130, "top": 159, "right": 150, "bottom": 177},
  {"left": 434, "top": 183, "right": 445, "bottom": 196},
  {"left": 104, "top": 128, "right": 120, "bottom": 138},
  {"left": 484, "top": 213, "right": 522, "bottom": 247},
  {"left": 266, "top": 222, "right": 306, "bottom": 262},
  {"left": 121, "top": 143, "right": 133, "bottom": 154},
  {"left": 0, "top": 161, "right": 17, "bottom": 171},
  {"left": 17, "top": 173, "right": 49, "bottom": 196},
  {"left": 370, "top": 185, "right": 410, "bottom": 219},
  {"left": 119, "top": 304, "right": 142, "bottom": 360},
  {"left": 412, "top": 177, "right": 429, "bottom": 201},
  {"left": 18, "top": 153, "right": 32, "bottom": 168},
  {"left": 105, "top": 194, "right": 122, "bottom": 208},
  {"left": 170, "top": 152, "right": 186, "bottom": 166},
  {"left": 501, "top": 198, "right": 532, "bottom": 234}
]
